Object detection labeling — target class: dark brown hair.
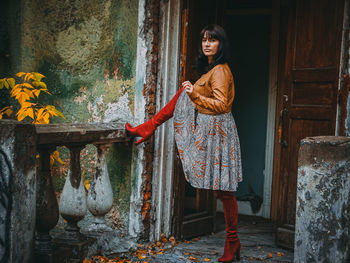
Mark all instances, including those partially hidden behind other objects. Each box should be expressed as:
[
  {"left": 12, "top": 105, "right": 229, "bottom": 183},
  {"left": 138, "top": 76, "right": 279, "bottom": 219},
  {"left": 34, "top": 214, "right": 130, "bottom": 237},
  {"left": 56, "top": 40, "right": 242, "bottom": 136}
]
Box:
[{"left": 196, "top": 24, "right": 232, "bottom": 75}]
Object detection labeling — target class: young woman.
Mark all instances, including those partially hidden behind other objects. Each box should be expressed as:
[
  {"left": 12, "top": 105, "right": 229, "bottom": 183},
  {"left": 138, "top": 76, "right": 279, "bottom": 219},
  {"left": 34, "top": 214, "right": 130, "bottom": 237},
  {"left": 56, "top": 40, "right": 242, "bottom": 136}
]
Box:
[{"left": 126, "top": 24, "right": 242, "bottom": 262}]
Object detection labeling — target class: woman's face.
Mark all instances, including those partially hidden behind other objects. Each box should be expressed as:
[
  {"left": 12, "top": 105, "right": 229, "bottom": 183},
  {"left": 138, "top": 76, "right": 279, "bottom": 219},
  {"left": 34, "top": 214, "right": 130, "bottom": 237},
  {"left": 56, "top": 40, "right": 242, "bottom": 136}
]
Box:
[{"left": 202, "top": 31, "right": 219, "bottom": 62}]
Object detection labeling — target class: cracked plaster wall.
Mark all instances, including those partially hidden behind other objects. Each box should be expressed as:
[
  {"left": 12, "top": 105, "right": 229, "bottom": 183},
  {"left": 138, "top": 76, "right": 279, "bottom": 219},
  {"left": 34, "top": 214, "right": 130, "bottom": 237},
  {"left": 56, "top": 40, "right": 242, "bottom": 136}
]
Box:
[{"left": 6, "top": 0, "right": 139, "bottom": 230}]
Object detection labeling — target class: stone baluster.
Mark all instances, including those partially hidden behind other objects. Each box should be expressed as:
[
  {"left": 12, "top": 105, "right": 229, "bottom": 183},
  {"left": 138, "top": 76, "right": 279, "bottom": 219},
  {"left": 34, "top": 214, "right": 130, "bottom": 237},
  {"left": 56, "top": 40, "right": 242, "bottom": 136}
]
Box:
[
  {"left": 87, "top": 143, "right": 114, "bottom": 232},
  {"left": 35, "top": 145, "right": 59, "bottom": 262},
  {"left": 57, "top": 145, "right": 87, "bottom": 241}
]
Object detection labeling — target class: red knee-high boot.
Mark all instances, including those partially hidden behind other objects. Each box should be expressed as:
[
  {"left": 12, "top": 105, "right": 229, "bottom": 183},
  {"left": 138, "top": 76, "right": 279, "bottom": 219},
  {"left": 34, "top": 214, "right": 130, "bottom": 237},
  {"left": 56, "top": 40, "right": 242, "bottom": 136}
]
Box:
[
  {"left": 218, "top": 191, "right": 241, "bottom": 262},
  {"left": 125, "top": 87, "right": 185, "bottom": 144}
]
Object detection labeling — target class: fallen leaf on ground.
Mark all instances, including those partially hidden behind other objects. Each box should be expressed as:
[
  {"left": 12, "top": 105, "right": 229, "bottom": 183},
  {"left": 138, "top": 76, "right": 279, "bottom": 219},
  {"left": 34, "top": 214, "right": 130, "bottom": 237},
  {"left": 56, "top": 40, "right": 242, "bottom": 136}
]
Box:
[
  {"left": 169, "top": 236, "right": 176, "bottom": 245},
  {"left": 267, "top": 252, "right": 273, "bottom": 259},
  {"left": 277, "top": 252, "right": 284, "bottom": 257},
  {"left": 204, "top": 258, "right": 211, "bottom": 261}
]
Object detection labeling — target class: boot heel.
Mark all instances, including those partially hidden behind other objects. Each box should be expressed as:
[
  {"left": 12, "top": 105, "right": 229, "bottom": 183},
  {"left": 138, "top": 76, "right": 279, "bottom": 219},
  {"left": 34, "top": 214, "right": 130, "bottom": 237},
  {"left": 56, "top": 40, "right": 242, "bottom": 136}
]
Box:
[{"left": 236, "top": 246, "right": 241, "bottom": 261}]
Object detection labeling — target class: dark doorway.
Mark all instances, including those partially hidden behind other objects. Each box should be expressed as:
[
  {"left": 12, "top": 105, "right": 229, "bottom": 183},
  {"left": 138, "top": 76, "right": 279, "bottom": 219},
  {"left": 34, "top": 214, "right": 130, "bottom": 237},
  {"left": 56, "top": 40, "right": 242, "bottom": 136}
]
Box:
[
  {"left": 173, "top": 0, "right": 275, "bottom": 239},
  {"left": 224, "top": 3, "right": 272, "bottom": 211}
]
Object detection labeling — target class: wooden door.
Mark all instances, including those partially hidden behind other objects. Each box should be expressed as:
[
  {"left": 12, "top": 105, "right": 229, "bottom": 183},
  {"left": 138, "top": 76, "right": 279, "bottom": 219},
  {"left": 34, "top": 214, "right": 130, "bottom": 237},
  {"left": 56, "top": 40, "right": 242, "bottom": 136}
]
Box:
[
  {"left": 271, "top": 0, "right": 345, "bottom": 249},
  {"left": 172, "top": 0, "right": 220, "bottom": 240}
]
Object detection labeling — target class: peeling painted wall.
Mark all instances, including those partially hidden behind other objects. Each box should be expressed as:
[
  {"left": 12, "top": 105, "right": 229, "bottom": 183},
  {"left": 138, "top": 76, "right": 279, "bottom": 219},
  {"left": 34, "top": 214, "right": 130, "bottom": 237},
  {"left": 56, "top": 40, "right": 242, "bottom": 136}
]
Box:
[
  {"left": 5, "top": 0, "right": 139, "bottom": 230},
  {"left": 17, "top": 0, "right": 137, "bottom": 124},
  {"left": 128, "top": 0, "right": 160, "bottom": 240}
]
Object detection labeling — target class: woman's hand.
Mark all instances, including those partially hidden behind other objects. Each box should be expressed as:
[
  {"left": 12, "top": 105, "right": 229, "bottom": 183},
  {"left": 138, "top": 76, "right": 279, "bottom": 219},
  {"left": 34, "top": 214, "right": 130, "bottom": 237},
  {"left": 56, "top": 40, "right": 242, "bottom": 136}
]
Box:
[{"left": 182, "top": 81, "right": 193, "bottom": 93}]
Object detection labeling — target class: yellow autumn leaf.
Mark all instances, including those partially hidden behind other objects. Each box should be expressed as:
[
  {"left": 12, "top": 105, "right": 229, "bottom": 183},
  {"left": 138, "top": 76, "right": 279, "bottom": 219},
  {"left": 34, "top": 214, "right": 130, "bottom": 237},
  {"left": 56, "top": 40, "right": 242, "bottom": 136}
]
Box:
[
  {"left": 0, "top": 106, "right": 13, "bottom": 118},
  {"left": 204, "top": 259, "right": 211, "bottom": 262},
  {"left": 13, "top": 89, "right": 33, "bottom": 105},
  {"left": 32, "top": 81, "right": 40, "bottom": 87},
  {"left": 6, "top": 78, "right": 15, "bottom": 88},
  {"left": 24, "top": 73, "right": 35, "bottom": 82},
  {"left": 28, "top": 107, "right": 34, "bottom": 119},
  {"left": 21, "top": 101, "right": 34, "bottom": 108},
  {"left": 5, "top": 107, "right": 13, "bottom": 117},
  {"left": 276, "top": 252, "right": 284, "bottom": 257},
  {"left": 84, "top": 180, "right": 90, "bottom": 191},
  {"left": 17, "top": 111, "right": 27, "bottom": 121},
  {"left": 10, "top": 88, "right": 20, "bottom": 97},
  {"left": 46, "top": 107, "right": 58, "bottom": 117},
  {"left": 22, "top": 82, "right": 34, "bottom": 89},
  {"left": 53, "top": 108, "right": 65, "bottom": 119},
  {"left": 42, "top": 112, "right": 50, "bottom": 124},
  {"left": 32, "top": 72, "right": 45, "bottom": 81},
  {"left": 16, "top": 72, "right": 26, "bottom": 77},
  {"left": 33, "top": 89, "right": 41, "bottom": 97},
  {"left": 36, "top": 108, "right": 45, "bottom": 120},
  {"left": 32, "top": 81, "right": 47, "bottom": 89},
  {"left": 12, "top": 83, "right": 22, "bottom": 90},
  {"left": 33, "top": 118, "right": 48, "bottom": 124},
  {"left": 50, "top": 150, "right": 64, "bottom": 166},
  {"left": 3, "top": 80, "right": 9, "bottom": 89},
  {"left": 45, "top": 105, "right": 65, "bottom": 120},
  {"left": 16, "top": 104, "right": 34, "bottom": 121},
  {"left": 34, "top": 107, "right": 51, "bottom": 124}
]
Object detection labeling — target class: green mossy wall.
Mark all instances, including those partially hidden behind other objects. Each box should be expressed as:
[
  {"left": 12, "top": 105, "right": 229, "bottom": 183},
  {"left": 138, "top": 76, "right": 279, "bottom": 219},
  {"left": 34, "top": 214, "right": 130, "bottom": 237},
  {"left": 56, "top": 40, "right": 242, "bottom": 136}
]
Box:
[{"left": 9, "top": 0, "right": 139, "bottom": 229}]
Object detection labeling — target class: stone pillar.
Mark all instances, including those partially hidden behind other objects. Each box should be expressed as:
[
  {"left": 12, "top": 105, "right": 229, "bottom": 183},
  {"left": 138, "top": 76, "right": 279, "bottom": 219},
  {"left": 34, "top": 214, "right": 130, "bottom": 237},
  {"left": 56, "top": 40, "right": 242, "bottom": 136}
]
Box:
[
  {"left": 57, "top": 145, "right": 87, "bottom": 241},
  {"left": 35, "top": 146, "right": 59, "bottom": 262},
  {"left": 53, "top": 144, "right": 94, "bottom": 263},
  {"left": 87, "top": 143, "right": 113, "bottom": 233},
  {"left": 0, "top": 120, "right": 36, "bottom": 263},
  {"left": 295, "top": 136, "right": 350, "bottom": 263}
]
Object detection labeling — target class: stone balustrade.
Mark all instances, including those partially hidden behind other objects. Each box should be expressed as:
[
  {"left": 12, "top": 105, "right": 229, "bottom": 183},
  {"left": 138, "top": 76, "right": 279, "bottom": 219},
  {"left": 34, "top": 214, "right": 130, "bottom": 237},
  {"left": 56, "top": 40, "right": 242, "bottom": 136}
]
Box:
[{"left": 0, "top": 121, "right": 129, "bottom": 263}]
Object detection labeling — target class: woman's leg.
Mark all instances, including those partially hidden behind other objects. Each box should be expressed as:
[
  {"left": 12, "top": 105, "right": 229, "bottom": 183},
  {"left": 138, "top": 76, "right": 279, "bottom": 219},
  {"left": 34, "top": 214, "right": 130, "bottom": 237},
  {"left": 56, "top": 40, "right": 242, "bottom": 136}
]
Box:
[
  {"left": 125, "top": 87, "right": 185, "bottom": 144},
  {"left": 216, "top": 190, "right": 240, "bottom": 262}
]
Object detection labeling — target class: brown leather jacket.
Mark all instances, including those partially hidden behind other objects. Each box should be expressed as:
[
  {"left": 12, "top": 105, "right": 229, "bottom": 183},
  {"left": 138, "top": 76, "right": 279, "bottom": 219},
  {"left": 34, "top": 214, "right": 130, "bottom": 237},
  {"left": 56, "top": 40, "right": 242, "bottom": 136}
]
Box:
[{"left": 188, "top": 63, "right": 235, "bottom": 115}]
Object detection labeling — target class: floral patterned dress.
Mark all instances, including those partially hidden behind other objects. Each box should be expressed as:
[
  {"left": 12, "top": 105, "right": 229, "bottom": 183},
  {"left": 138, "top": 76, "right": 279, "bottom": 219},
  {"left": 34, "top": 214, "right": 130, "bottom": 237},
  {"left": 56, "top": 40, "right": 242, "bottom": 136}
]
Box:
[{"left": 173, "top": 90, "right": 242, "bottom": 192}]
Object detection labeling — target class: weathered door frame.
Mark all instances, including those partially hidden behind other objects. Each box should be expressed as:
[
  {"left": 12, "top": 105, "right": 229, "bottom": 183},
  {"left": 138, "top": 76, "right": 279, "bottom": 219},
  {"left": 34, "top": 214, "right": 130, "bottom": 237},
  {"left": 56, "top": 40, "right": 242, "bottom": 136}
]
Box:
[
  {"left": 150, "top": 0, "right": 182, "bottom": 241},
  {"left": 259, "top": 0, "right": 280, "bottom": 218}
]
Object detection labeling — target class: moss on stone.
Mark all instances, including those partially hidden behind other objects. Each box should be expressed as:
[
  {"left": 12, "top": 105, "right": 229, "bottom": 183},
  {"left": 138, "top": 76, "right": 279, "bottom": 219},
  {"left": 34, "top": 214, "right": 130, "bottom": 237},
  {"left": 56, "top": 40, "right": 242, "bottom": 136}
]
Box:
[{"left": 107, "top": 142, "right": 133, "bottom": 226}]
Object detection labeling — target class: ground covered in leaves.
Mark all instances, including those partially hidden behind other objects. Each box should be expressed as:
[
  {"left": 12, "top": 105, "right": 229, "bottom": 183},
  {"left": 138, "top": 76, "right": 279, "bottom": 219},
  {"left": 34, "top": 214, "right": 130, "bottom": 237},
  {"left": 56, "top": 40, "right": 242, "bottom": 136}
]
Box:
[{"left": 84, "top": 220, "right": 294, "bottom": 263}]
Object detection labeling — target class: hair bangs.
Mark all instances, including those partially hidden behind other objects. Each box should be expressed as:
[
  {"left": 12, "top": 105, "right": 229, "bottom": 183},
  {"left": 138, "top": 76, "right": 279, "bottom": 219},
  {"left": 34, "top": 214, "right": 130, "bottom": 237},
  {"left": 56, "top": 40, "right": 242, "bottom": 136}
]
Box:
[{"left": 202, "top": 29, "right": 219, "bottom": 41}]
